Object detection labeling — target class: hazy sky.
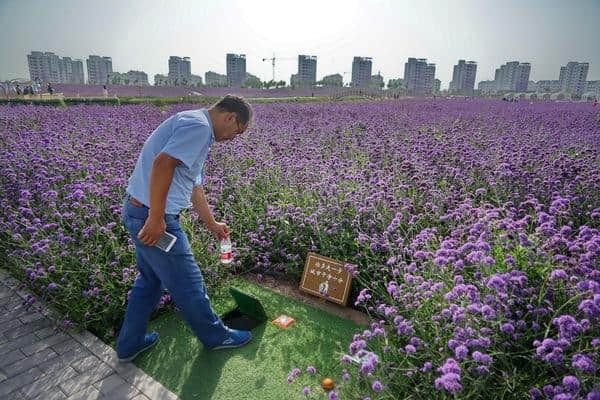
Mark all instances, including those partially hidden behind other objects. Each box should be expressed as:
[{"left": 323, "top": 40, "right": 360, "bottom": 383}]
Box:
[{"left": 1, "top": 0, "right": 599, "bottom": 88}]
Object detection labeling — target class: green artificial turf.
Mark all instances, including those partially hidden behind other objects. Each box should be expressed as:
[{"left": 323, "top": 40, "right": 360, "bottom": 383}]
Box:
[{"left": 124, "top": 278, "right": 366, "bottom": 400}]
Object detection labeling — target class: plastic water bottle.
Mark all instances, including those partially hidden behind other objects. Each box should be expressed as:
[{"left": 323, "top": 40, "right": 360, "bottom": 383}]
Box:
[{"left": 220, "top": 236, "right": 233, "bottom": 264}]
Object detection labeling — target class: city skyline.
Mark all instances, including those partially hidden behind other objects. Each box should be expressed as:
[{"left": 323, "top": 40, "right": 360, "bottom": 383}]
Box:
[
  {"left": 18, "top": 50, "right": 599, "bottom": 91},
  {"left": 1, "top": 0, "right": 599, "bottom": 88}
]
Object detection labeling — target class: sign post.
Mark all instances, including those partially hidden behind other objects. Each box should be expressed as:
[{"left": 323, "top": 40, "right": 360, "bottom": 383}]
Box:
[{"left": 299, "top": 252, "right": 352, "bottom": 306}]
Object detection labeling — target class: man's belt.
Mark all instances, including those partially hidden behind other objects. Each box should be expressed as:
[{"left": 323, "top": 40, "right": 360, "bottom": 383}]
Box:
[{"left": 129, "top": 197, "right": 145, "bottom": 208}]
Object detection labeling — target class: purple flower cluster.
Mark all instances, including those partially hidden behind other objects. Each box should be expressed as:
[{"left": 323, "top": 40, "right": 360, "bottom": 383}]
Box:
[{"left": 435, "top": 358, "right": 462, "bottom": 394}]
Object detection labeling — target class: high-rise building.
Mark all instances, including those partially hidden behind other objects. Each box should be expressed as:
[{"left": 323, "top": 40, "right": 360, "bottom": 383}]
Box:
[
  {"left": 86, "top": 55, "right": 113, "bottom": 85},
  {"left": 62, "top": 58, "right": 84, "bottom": 84},
  {"left": 27, "top": 51, "right": 84, "bottom": 84},
  {"left": 494, "top": 61, "right": 531, "bottom": 92},
  {"left": 226, "top": 54, "right": 246, "bottom": 87},
  {"left": 449, "top": 60, "right": 477, "bottom": 93},
  {"left": 168, "top": 56, "right": 192, "bottom": 86},
  {"left": 351, "top": 57, "right": 372, "bottom": 87},
  {"left": 296, "top": 55, "right": 317, "bottom": 87},
  {"left": 559, "top": 62, "right": 589, "bottom": 94},
  {"left": 27, "top": 51, "right": 59, "bottom": 83},
  {"left": 515, "top": 63, "right": 531, "bottom": 92},
  {"left": 404, "top": 58, "right": 436, "bottom": 94}
]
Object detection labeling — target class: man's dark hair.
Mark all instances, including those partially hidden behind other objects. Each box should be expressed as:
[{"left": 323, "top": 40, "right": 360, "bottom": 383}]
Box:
[{"left": 212, "top": 94, "right": 252, "bottom": 125}]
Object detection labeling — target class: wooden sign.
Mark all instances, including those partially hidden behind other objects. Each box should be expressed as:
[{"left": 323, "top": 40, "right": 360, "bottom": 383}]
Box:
[{"left": 299, "top": 252, "right": 352, "bottom": 306}]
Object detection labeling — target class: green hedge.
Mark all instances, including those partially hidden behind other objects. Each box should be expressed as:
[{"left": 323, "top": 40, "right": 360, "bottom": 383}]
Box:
[
  {"left": 0, "top": 98, "right": 66, "bottom": 107},
  {"left": 118, "top": 96, "right": 220, "bottom": 106},
  {"left": 63, "top": 97, "right": 120, "bottom": 106}
]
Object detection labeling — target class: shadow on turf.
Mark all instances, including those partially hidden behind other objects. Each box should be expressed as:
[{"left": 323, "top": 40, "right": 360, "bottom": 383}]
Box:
[{"left": 147, "top": 321, "right": 266, "bottom": 400}]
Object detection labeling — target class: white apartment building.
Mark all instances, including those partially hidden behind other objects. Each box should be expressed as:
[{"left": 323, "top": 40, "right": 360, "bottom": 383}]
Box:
[
  {"left": 559, "top": 62, "right": 589, "bottom": 94},
  {"left": 168, "top": 56, "right": 192, "bottom": 86},
  {"left": 494, "top": 61, "right": 531, "bottom": 92},
  {"left": 404, "top": 58, "right": 436, "bottom": 94},
  {"left": 226, "top": 54, "right": 246, "bottom": 87},
  {"left": 27, "top": 51, "right": 59, "bottom": 83},
  {"left": 351, "top": 57, "right": 372, "bottom": 87},
  {"left": 87, "top": 55, "right": 113, "bottom": 85},
  {"left": 297, "top": 55, "right": 317, "bottom": 87},
  {"left": 59, "top": 57, "right": 84, "bottom": 84},
  {"left": 449, "top": 60, "right": 477, "bottom": 93},
  {"left": 27, "top": 51, "right": 84, "bottom": 84}
]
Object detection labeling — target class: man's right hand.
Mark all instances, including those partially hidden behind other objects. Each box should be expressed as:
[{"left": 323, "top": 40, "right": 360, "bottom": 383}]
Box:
[
  {"left": 138, "top": 216, "right": 166, "bottom": 246},
  {"left": 207, "top": 221, "right": 230, "bottom": 240}
]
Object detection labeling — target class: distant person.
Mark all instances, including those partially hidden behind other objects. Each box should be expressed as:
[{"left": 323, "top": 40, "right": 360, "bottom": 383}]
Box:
[
  {"left": 116, "top": 95, "right": 253, "bottom": 362},
  {"left": 103, "top": 85, "right": 108, "bottom": 97},
  {"left": 15, "top": 84, "right": 22, "bottom": 95},
  {"left": 47, "top": 82, "right": 54, "bottom": 95}
]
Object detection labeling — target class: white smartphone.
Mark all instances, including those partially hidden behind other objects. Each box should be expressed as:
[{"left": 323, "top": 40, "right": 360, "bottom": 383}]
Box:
[{"left": 154, "top": 231, "right": 177, "bottom": 252}]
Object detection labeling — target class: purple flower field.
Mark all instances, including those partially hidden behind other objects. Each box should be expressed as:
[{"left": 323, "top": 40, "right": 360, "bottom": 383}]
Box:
[{"left": 1, "top": 99, "right": 599, "bottom": 399}]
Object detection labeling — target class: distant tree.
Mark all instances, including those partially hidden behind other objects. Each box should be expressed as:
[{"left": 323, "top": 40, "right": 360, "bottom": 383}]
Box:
[
  {"left": 243, "top": 77, "right": 262, "bottom": 89},
  {"left": 388, "top": 79, "right": 404, "bottom": 90}
]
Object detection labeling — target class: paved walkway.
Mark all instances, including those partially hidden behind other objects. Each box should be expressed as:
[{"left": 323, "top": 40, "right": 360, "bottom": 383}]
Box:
[{"left": 0, "top": 269, "right": 180, "bottom": 400}]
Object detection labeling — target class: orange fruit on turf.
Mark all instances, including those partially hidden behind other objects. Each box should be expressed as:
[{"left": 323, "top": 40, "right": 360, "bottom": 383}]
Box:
[{"left": 322, "top": 377, "right": 335, "bottom": 390}]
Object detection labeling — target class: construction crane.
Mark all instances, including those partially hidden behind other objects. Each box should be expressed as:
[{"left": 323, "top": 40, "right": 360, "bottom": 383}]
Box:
[{"left": 261, "top": 54, "right": 305, "bottom": 82}]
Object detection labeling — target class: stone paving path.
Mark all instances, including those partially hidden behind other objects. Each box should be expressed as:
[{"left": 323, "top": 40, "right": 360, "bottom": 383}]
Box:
[{"left": 0, "top": 269, "right": 180, "bottom": 400}]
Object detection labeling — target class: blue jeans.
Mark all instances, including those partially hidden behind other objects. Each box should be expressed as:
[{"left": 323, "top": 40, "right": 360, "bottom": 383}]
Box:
[{"left": 116, "top": 197, "right": 229, "bottom": 357}]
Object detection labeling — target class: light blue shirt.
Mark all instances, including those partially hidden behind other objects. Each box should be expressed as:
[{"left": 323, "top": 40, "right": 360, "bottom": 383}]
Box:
[{"left": 126, "top": 108, "right": 215, "bottom": 215}]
